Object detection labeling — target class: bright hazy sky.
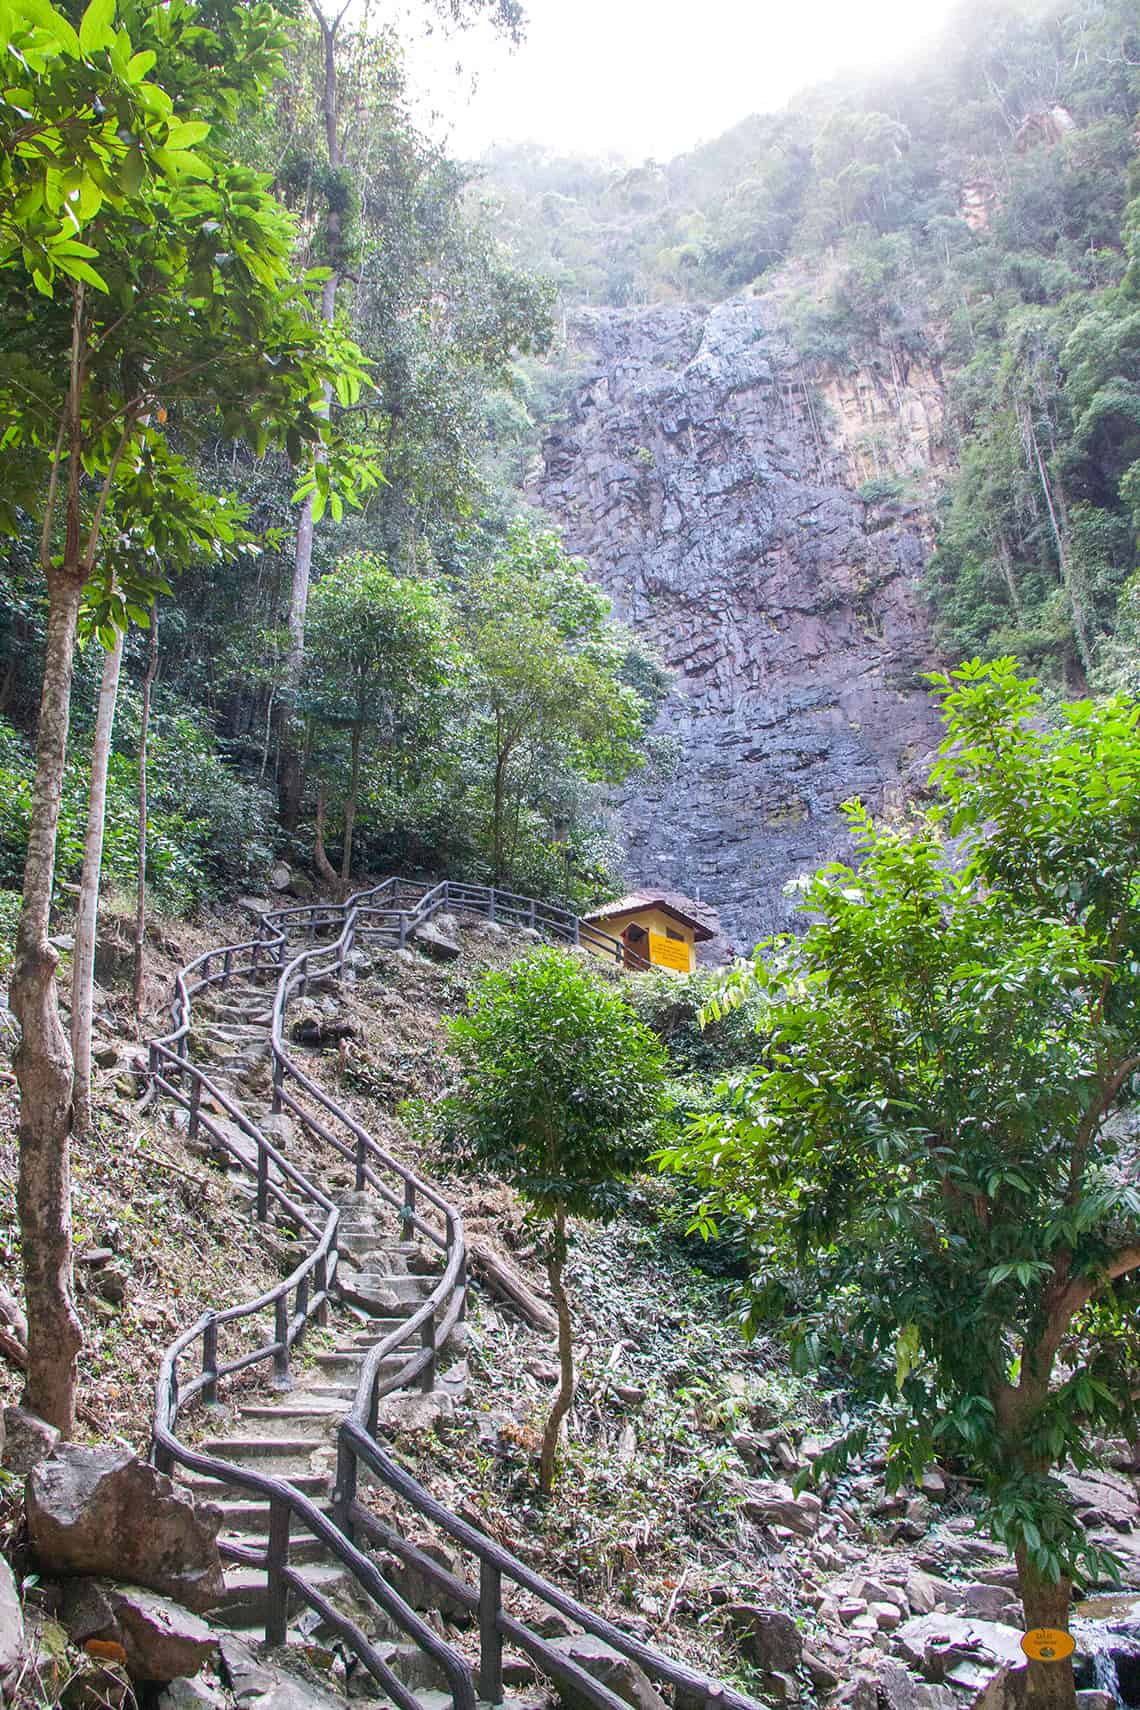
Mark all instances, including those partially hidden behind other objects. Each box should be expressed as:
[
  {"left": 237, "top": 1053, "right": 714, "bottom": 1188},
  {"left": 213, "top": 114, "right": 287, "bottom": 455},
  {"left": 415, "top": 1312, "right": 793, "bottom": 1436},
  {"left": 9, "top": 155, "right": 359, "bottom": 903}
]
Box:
[{"left": 402, "top": 0, "right": 963, "bottom": 164}]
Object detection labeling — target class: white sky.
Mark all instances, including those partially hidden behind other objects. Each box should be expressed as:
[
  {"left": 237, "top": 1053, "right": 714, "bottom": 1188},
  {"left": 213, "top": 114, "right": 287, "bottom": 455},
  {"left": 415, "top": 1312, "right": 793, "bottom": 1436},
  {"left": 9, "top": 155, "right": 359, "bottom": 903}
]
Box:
[{"left": 401, "top": 0, "right": 963, "bottom": 164}]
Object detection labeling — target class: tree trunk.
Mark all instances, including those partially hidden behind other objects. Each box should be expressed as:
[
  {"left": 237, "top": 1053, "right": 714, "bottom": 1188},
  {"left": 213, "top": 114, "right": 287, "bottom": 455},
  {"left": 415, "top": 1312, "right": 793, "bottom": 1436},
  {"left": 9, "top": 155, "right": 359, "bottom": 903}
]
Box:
[
  {"left": 71, "top": 626, "right": 125, "bottom": 1136},
  {"left": 314, "top": 780, "right": 338, "bottom": 889},
  {"left": 132, "top": 608, "right": 159, "bottom": 1018},
  {"left": 10, "top": 566, "right": 86, "bottom": 1436},
  {"left": 1023, "top": 407, "right": 1093, "bottom": 674},
  {"left": 492, "top": 740, "right": 507, "bottom": 886},
  {"left": 539, "top": 1205, "right": 573, "bottom": 1496},
  {"left": 340, "top": 721, "right": 361, "bottom": 887},
  {"left": 1016, "top": 1547, "right": 1076, "bottom": 1710},
  {"left": 280, "top": 7, "right": 342, "bottom": 829}
]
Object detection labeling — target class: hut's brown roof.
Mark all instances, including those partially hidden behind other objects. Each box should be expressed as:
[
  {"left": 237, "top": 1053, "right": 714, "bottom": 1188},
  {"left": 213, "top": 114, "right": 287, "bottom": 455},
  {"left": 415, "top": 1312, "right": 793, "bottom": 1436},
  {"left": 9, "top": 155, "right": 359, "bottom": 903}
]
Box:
[{"left": 582, "top": 891, "right": 717, "bottom": 942}]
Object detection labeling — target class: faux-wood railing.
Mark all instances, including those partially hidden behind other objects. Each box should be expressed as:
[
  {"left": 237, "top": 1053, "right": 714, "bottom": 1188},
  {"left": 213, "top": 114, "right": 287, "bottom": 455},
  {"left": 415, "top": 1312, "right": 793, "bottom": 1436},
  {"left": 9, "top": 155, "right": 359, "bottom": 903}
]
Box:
[{"left": 150, "top": 877, "right": 758, "bottom": 1710}]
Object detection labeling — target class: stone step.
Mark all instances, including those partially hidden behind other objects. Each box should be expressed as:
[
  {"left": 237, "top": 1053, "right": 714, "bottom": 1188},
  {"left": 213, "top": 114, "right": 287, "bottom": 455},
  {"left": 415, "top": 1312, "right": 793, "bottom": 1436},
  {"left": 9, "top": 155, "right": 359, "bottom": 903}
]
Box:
[
  {"left": 309, "top": 1350, "right": 366, "bottom": 1382},
  {"left": 221, "top": 1529, "right": 330, "bottom": 1566},
  {"left": 213, "top": 1561, "right": 349, "bottom": 1628},
  {"left": 237, "top": 1402, "right": 345, "bottom": 1437},
  {"left": 205, "top": 1496, "right": 337, "bottom": 1530},
  {"left": 181, "top": 1470, "right": 329, "bottom": 1502},
  {"left": 200, "top": 1435, "right": 325, "bottom": 1461}
]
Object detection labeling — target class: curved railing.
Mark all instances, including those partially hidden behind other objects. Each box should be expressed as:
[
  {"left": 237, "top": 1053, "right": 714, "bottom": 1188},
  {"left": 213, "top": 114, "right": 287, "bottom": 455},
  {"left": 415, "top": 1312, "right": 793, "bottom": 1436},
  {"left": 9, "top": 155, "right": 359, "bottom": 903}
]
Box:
[{"left": 150, "top": 876, "right": 756, "bottom": 1710}]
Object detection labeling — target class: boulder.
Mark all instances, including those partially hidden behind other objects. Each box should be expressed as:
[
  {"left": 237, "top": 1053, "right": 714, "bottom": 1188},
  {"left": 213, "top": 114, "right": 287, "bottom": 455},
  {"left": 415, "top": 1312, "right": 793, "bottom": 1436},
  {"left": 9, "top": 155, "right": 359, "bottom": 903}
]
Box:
[
  {"left": 724, "top": 1605, "right": 803, "bottom": 1675},
  {"left": 969, "top": 1663, "right": 1029, "bottom": 1710},
  {"left": 894, "top": 1615, "right": 1025, "bottom": 1690},
  {"left": 1062, "top": 1468, "right": 1139, "bottom": 1532},
  {"left": 3, "top": 1406, "right": 60, "bottom": 1474},
  {"left": 743, "top": 1478, "right": 821, "bottom": 1536},
  {"left": 804, "top": 1650, "right": 841, "bottom": 1691},
  {"left": 905, "top": 1570, "right": 939, "bottom": 1616},
  {"left": 61, "top": 1573, "right": 217, "bottom": 1685},
  {"left": 0, "top": 1555, "right": 24, "bottom": 1690},
  {"left": 26, "top": 1448, "right": 224, "bottom": 1613},
  {"left": 411, "top": 920, "right": 461, "bottom": 962},
  {"left": 960, "top": 1584, "right": 1020, "bottom": 1622},
  {"left": 878, "top": 1660, "right": 930, "bottom": 1710},
  {"left": 546, "top": 1633, "right": 667, "bottom": 1710},
  {"left": 383, "top": 1539, "right": 472, "bottom": 1622},
  {"left": 1076, "top": 1696, "right": 1117, "bottom": 1710},
  {"left": 159, "top": 1680, "right": 227, "bottom": 1710},
  {"left": 268, "top": 863, "right": 292, "bottom": 892},
  {"left": 290, "top": 1013, "right": 357, "bottom": 1048},
  {"left": 107, "top": 1586, "right": 217, "bottom": 1681}
]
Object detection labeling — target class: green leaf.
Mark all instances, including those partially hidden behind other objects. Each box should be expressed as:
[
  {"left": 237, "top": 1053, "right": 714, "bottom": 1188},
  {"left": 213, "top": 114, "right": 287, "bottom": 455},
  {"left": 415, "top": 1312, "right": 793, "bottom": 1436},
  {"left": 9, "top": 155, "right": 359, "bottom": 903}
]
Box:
[
  {"left": 78, "top": 0, "right": 115, "bottom": 56},
  {"left": 163, "top": 120, "right": 210, "bottom": 151}
]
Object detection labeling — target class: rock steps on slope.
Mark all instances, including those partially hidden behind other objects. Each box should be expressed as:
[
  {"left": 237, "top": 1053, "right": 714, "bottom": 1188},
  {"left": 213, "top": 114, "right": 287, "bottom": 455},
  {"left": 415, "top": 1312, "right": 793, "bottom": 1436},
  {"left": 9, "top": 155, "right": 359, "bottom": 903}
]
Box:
[{"left": 165, "top": 962, "right": 469, "bottom": 1705}]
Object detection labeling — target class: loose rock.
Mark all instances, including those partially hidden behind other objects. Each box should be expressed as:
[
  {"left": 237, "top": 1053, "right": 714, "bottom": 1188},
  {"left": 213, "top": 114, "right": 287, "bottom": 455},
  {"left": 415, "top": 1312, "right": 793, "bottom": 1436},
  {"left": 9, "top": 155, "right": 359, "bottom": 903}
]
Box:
[
  {"left": 546, "top": 1633, "right": 667, "bottom": 1710},
  {"left": 411, "top": 921, "right": 461, "bottom": 962},
  {"left": 3, "top": 1407, "right": 60, "bottom": 1475}
]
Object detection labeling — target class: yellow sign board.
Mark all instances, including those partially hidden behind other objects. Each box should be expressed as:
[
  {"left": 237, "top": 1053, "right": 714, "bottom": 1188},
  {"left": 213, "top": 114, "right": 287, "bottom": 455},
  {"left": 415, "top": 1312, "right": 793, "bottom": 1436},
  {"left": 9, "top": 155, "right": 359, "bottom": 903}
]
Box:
[
  {"left": 648, "top": 931, "right": 690, "bottom": 973},
  {"left": 1020, "top": 1629, "right": 1075, "bottom": 1663}
]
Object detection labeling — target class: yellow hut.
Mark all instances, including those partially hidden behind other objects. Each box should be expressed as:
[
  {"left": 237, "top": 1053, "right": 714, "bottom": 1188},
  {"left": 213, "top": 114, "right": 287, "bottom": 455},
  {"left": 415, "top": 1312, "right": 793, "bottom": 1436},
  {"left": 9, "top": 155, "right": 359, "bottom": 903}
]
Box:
[{"left": 580, "top": 892, "right": 716, "bottom": 975}]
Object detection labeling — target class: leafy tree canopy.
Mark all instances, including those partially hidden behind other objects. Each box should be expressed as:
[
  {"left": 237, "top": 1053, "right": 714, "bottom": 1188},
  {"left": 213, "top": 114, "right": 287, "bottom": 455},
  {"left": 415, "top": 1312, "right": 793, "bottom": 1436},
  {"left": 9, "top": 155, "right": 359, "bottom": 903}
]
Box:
[{"left": 661, "top": 659, "right": 1140, "bottom": 1679}]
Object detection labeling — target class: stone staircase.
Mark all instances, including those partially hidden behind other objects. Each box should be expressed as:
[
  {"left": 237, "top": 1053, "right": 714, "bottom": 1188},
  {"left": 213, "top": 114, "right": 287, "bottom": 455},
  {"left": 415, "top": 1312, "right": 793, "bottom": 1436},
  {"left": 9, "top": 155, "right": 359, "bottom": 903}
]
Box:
[{"left": 162, "top": 958, "right": 479, "bottom": 1705}]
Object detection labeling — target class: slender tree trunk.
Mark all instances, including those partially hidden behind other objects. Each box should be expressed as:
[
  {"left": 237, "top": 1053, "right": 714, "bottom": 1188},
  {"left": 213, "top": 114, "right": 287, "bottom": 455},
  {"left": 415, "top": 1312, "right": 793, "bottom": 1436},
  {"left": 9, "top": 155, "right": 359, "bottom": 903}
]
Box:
[
  {"left": 314, "top": 780, "right": 338, "bottom": 889},
  {"left": 539, "top": 1205, "right": 573, "bottom": 1496},
  {"left": 280, "top": 9, "right": 343, "bottom": 829},
  {"left": 1016, "top": 1547, "right": 1076, "bottom": 1710},
  {"left": 340, "top": 721, "right": 362, "bottom": 887},
  {"left": 1023, "top": 408, "right": 1093, "bottom": 674},
  {"left": 996, "top": 530, "right": 1024, "bottom": 622},
  {"left": 132, "top": 608, "right": 159, "bottom": 1019},
  {"left": 71, "top": 626, "right": 125, "bottom": 1137},
  {"left": 10, "top": 566, "right": 86, "bottom": 1436},
  {"left": 492, "top": 734, "right": 507, "bottom": 886}
]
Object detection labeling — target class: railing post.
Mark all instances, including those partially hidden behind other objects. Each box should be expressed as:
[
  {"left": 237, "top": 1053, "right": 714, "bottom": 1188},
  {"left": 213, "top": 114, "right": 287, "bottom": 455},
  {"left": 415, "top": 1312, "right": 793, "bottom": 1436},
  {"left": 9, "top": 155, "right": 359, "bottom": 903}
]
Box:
[
  {"left": 478, "top": 1561, "right": 504, "bottom": 1705},
  {"left": 273, "top": 1293, "right": 292, "bottom": 1389},
  {"left": 528, "top": 898, "right": 536, "bottom": 929},
  {"left": 202, "top": 1313, "right": 219, "bottom": 1406},
  {"left": 488, "top": 888, "right": 497, "bottom": 923},
  {"left": 419, "top": 1313, "right": 436, "bottom": 1394},
  {"left": 334, "top": 1435, "right": 358, "bottom": 1541},
  {"left": 355, "top": 1133, "right": 366, "bottom": 1193},
  {"left": 398, "top": 914, "right": 408, "bottom": 949},
  {"left": 457, "top": 1250, "right": 467, "bottom": 1323},
  {"left": 223, "top": 947, "right": 233, "bottom": 984},
  {"left": 401, "top": 1182, "right": 416, "bottom": 1243},
  {"left": 314, "top": 1252, "right": 329, "bottom": 1328},
  {"left": 256, "top": 1145, "right": 269, "bottom": 1223},
  {"left": 272, "top": 1053, "right": 284, "bottom": 1116},
  {"left": 187, "top": 1075, "right": 202, "bottom": 1140},
  {"left": 265, "top": 1497, "right": 291, "bottom": 1648},
  {"left": 148, "top": 1041, "right": 158, "bottom": 1079},
  {"left": 295, "top": 1274, "right": 310, "bottom": 1345},
  {"left": 572, "top": 915, "right": 581, "bottom": 946}
]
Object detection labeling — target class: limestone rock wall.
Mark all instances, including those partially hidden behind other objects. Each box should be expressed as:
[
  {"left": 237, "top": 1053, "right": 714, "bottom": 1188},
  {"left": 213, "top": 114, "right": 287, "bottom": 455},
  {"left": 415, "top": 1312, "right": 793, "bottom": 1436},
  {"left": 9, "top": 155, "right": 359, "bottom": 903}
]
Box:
[{"left": 530, "top": 295, "right": 945, "bottom": 948}]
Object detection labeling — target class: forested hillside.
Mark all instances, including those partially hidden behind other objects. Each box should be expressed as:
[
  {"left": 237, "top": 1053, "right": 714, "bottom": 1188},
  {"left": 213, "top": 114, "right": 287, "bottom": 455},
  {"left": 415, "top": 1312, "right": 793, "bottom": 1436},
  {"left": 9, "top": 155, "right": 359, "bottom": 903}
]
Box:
[{"left": 478, "top": 0, "right": 1140, "bottom": 691}]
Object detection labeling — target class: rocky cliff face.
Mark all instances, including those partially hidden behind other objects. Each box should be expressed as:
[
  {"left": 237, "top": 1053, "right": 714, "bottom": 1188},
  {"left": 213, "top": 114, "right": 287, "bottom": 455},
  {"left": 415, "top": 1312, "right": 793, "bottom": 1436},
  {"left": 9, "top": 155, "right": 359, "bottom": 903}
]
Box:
[{"left": 531, "top": 294, "right": 945, "bottom": 948}]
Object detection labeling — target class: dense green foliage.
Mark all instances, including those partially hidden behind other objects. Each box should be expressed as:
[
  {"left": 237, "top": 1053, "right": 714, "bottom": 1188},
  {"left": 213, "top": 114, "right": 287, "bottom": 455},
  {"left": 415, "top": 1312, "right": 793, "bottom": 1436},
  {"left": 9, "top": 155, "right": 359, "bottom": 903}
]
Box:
[
  {"left": 444, "top": 948, "right": 668, "bottom": 1222},
  {"left": 479, "top": 0, "right": 1140, "bottom": 686},
  {"left": 441, "top": 946, "right": 668, "bottom": 1491},
  {"left": 0, "top": 0, "right": 651, "bottom": 911},
  {"left": 662, "top": 661, "right": 1140, "bottom": 1636}
]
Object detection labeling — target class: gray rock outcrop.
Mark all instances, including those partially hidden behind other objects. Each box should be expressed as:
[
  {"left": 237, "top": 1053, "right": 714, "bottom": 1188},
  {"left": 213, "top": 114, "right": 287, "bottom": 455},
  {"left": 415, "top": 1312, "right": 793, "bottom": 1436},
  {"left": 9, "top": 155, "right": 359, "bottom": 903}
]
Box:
[
  {"left": 26, "top": 1447, "right": 224, "bottom": 1612},
  {"left": 533, "top": 298, "right": 943, "bottom": 945}
]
